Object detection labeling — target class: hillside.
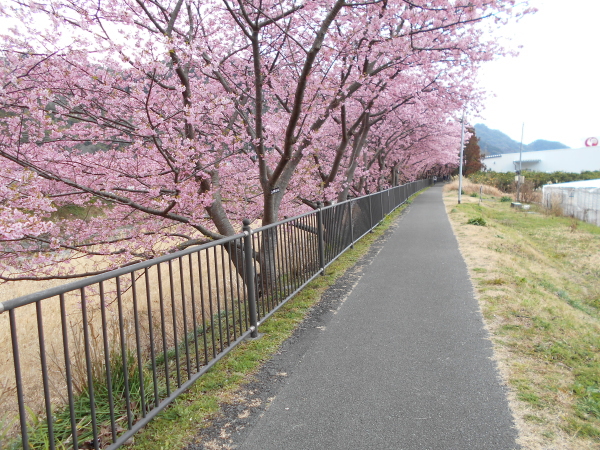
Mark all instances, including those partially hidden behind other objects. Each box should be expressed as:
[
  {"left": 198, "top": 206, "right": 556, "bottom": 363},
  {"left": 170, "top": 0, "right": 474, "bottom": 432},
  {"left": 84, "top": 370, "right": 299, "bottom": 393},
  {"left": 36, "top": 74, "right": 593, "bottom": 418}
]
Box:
[{"left": 474, "top": 124, "right": 569, "bottom": 155}]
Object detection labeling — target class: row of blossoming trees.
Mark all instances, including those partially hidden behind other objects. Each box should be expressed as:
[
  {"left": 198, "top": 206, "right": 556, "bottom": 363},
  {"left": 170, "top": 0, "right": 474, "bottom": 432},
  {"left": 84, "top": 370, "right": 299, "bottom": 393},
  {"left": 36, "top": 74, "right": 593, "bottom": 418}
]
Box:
[{"left": 0, "top": 0, "right": 531, "bottom": 282}]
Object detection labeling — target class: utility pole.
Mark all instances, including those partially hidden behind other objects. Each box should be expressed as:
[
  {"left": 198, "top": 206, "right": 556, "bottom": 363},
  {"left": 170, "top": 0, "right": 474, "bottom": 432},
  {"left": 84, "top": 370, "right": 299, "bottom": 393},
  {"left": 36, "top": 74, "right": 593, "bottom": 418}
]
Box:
[
  {"left": 516, "top": 123, "right": 524, "bottom": 202},
  {"left": 458, "top": 110, "right": 465, "bottom": 204}
]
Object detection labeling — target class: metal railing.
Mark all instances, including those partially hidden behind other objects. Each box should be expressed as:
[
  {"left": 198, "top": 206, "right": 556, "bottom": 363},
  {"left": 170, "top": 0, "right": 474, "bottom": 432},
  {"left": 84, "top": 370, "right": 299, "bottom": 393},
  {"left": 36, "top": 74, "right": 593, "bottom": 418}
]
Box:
[{"left": 0, "top": 179, "right": 431, "bottom": 449}]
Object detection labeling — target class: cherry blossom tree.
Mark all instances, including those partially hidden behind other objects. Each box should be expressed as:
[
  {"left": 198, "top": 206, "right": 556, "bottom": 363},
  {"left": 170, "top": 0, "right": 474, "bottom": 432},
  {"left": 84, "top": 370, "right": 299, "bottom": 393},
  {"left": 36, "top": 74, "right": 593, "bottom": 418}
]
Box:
[{"left": 0, "top": 0, "right": 532, "bottom": 281}]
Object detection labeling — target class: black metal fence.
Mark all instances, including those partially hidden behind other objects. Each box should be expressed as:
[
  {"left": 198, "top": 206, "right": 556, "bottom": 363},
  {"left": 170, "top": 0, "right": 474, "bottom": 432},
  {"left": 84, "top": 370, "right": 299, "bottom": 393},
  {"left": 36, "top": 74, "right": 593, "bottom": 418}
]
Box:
[{"left": 0, "top": 179, "right": 431, "bottom": 449}]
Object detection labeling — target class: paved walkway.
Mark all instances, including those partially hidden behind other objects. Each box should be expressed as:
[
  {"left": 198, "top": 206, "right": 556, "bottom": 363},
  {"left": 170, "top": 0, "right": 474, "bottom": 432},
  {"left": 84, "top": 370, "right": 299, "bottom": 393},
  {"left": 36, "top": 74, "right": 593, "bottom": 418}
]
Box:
[{"left": 232, "top": 184, "right": 518, "bottom": 449}]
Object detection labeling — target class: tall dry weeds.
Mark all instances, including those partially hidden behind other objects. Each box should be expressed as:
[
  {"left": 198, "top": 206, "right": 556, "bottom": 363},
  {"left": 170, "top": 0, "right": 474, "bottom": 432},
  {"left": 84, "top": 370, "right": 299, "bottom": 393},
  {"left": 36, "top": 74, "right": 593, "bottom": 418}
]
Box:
[{"left": 443, "top": 178, "right": 506, "bottom": 197}]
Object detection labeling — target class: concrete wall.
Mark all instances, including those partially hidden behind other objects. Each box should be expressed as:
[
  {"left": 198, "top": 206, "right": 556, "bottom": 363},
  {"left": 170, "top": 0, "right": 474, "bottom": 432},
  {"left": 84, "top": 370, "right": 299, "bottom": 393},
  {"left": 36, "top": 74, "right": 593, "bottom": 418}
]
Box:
[{"left": 483, "top": 147, "right": 600, "bottom": 173}]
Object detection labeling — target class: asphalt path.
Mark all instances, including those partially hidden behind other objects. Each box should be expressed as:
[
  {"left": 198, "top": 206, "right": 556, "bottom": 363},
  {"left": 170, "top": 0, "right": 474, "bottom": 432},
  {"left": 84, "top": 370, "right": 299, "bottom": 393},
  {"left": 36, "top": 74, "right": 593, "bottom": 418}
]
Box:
[{"left": 192, "top": 184, "right": 518, "bottom": 450}]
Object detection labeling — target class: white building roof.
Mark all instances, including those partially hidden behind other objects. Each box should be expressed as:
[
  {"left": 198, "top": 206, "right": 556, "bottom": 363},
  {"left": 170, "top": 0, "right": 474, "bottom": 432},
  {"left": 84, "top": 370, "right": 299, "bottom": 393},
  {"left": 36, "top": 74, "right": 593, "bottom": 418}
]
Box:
[{"left": 544, "top": 179, "right": 600, "bottom": 188}]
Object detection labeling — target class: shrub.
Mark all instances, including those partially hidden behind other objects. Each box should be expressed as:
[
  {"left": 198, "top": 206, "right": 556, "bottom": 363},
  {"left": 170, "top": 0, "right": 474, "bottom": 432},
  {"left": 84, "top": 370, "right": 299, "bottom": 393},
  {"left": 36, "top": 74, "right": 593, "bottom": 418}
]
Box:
[
  {"left": 519, "top": 180, "right": 542, "bottom": 204},
  {"left": 500, "top": 196, "right": 512, "bottom": 202},
  {"left": 470, "top": 170, "right": 600, "bottom": 191},
  {"left": 467, "top": 217, "right": 487, "bottom": 226}
]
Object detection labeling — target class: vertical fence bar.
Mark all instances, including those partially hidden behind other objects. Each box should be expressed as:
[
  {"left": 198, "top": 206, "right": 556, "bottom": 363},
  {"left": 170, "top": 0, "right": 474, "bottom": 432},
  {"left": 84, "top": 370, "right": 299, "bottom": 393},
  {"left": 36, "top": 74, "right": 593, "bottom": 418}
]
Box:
[
  {"left": 300, "top": 218, "right": 312, "bottom": 281},
  {"left": 243, "top": 219, "right": 259, "bottom": 338},
  {"left": 205, "top": 249, "right": 217, "bottom": 358},
  {"left": 197, "top": 251, "right": 210, "bottom": 365},
  {"left": 168, "top": 260, "right": 182, "bottom": 387},
  {"left": 157, "top": 264, "right": 171, "bottom": 397},
  {"left": 387, "top": 190, "right": 390, "bottom": 215},
  {"left": 178, "top": 257, "right": 192, "bottom": 378},
  {"left": 233, "top": 241, "right": 246, "bottom": 334},
  {"left": 144, "top": 268, "right": 160, "bottom": 407},
  {"left": 289, "top": 223, "right": 300, "bottom": 290},
  {"left": 116, "top": 278, "right": 133, "bottom": 431},
  {"left": 188, "top": 254, "right": 201, "bottom": 372},
  {"left": 252, "top": 233, "right": 264, "bottom": 318},
  {"left": 80, "top": 288, "right": 100, "bottom": 449},
  {"left": 275, "top": 225, "right": 286, "bottom": 304},
  {"left": 225, "top": 244, "right": 237, "bottom": 343},
  {"left": 334, "top": 205, "right": 342, "bottom": 257},
  {"left": 99, "top": 281, "right": 117, "bottom": 442},
  {"left": 59, "top": 293, "right": 78, "bottom": 449},
  {"left": 131, "top": 272, "right": 147, "bottom": 416},
  {"left": 324, "top": 207, "right": 333, "bottom": 262},
  {"left": 311, "top": 213, "right": 319, "bottom": 273},
  {"left": 219, "top": 248, "right": 231, "bottom": 347},
  {"left": 9, "top": 310, "right": 29, "bottom": 450},
  {"left": 316, "top": 202, "right": 325, "bottom": 274},
  {"left": 240, "top": 240, "right": 250, "bottom": 331},
  {"left": 260, "top": 230, "right": 272, "bottom": 313},
  {"left": 291, "top": 216, "right": 303, "bottom": 283},
  {"left": 212, "top": 247, "right": 224, "bottom": 352},
  {"left": 368, "top": 195, "right": 373, "bottom": 232},
  {"left": 281, "top": 222, "right": 293, "bottom": 297},
  {"left": 36, "top": 301, "right": 55, "bottom": 450}
]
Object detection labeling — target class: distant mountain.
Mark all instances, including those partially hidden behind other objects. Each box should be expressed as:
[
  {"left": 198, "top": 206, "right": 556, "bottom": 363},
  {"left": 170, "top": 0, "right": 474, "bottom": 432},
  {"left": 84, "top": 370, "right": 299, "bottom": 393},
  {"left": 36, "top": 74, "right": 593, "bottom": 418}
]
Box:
[
  {"left": 474, "top": 124, "right": 570, "bottom": 155},
  {"left": 526, "top": 139, "right": 569, "bottom": 151}
]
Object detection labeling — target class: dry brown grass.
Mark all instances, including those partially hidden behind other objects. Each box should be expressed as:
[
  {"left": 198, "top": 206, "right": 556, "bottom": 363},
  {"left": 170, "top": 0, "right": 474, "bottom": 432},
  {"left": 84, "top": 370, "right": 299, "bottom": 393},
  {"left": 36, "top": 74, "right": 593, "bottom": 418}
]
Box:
[{"left": 444, "top": 177, "right": 506, "bottom": 197}]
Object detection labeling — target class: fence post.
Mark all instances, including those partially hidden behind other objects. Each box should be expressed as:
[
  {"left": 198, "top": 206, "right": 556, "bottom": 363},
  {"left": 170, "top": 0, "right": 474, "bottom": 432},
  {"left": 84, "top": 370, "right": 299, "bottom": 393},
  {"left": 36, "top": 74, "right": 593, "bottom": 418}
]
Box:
[
  {"left": 242, "top": 219, "right": 259, "bottom": 338},
  {"left": 348, "top": 200, "right": 354, "bottom": 248},
  {"left": 316, "top": 202, "right": 325, "bottom": 274}
]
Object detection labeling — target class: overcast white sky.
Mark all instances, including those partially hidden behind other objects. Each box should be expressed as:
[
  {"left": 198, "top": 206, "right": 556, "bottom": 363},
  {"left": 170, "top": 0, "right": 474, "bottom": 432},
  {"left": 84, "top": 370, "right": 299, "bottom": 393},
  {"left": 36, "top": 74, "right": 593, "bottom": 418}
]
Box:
[{"left": 476, "top": 0, "right": 600, "bottom": 149}]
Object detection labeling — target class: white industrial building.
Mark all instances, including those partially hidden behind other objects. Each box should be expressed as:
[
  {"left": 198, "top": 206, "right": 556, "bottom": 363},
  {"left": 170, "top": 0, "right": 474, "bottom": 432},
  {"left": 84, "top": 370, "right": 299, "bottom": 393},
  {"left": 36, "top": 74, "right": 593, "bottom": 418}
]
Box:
[
  {"left": 483, "top": 147, "right": 600, "bottom": 173},
  {"left": 543, "top": 179, "right": 600, "bottom": 227}
]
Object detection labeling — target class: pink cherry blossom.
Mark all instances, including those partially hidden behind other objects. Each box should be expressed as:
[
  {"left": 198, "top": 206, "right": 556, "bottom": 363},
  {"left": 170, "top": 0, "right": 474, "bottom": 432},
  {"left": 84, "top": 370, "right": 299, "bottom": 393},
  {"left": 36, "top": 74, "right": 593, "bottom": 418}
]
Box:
[{"left": 0, "top": 0, "right": 531, "bottom": 281}]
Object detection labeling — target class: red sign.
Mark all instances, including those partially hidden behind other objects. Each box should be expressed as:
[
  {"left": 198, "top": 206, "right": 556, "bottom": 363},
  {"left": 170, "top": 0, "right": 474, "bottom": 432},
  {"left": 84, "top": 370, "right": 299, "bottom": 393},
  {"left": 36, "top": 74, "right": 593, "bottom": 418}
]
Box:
[{"left": 585, "top": 137, "right": 599, "bottom": 147}]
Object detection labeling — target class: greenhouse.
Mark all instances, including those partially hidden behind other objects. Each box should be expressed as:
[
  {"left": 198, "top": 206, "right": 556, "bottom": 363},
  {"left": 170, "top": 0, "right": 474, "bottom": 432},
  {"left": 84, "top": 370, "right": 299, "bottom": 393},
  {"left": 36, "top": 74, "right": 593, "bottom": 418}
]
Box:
[{"left": 543, "top": 179, "right": 600, "bottom": 226}]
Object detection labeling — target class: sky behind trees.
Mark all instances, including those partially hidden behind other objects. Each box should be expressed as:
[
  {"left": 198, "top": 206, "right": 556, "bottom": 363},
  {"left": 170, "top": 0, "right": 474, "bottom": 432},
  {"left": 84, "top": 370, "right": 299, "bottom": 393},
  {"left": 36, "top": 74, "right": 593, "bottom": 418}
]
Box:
[{"left": 477, "top": 0, "right": 600, "bottom": 149}]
